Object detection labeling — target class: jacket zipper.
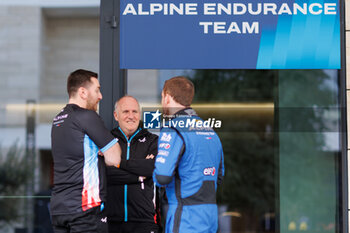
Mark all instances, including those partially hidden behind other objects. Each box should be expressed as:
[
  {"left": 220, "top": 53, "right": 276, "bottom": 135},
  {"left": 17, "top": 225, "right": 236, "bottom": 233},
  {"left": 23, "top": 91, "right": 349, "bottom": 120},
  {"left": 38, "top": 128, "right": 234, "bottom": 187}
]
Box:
[{"left": 118, "top": 127, "right": 141, "bottom": 222}]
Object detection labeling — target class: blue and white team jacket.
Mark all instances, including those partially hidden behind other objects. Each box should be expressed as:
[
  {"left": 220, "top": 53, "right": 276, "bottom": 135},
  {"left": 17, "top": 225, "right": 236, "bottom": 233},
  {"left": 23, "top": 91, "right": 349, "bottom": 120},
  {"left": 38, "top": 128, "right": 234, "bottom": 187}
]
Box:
[{"left": 153, "top": 108, "right": 225, "bottom": 233}]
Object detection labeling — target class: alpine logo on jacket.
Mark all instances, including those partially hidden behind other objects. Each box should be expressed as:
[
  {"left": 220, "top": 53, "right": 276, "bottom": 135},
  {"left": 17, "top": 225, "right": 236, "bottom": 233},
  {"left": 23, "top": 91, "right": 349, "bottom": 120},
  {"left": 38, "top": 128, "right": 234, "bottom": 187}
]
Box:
[
  {"left": 100, "top": 217, "right": 107, "bottom": 223},
  {"left": 139, "top": 137, "right": 146, "bottom": 142}
]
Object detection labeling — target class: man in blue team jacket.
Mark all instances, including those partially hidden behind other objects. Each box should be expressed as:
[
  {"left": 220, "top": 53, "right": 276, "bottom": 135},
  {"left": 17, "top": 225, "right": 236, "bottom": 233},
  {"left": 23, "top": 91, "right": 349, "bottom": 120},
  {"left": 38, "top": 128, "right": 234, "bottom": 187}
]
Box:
[{"left": 153, "top": 76, "right": 225, "bottom": 233}]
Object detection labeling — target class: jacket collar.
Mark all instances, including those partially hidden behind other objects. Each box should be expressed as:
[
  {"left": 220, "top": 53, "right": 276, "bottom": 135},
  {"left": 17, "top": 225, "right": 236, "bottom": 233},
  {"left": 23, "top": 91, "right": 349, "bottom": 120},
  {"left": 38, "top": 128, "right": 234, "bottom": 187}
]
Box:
[
  {"left": 172, "top": 107, "right": 197, "bottom": 119},
  {"left": 111, "top": 126, "right": 148, "bottom": 142}
]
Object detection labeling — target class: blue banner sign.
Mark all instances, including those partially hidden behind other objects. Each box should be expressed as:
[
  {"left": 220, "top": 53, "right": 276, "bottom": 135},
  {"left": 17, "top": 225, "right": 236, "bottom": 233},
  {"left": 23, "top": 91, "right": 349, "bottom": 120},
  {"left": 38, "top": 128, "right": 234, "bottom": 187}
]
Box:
[{"left": 120, "top": 0, "right": 340, "bottom": 69}]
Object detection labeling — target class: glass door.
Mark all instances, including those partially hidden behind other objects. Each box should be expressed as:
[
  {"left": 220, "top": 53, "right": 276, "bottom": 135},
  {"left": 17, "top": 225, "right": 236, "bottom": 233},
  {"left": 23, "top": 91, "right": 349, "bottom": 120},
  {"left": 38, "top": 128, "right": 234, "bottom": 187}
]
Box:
[{"left": 127, "top": 69, "right": 342, "bottom": 233}]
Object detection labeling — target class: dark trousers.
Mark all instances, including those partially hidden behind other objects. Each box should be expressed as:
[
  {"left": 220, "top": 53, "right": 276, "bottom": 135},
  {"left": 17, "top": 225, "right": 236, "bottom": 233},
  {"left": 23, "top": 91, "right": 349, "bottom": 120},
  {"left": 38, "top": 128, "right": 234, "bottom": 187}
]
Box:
[
  {"left": 52, "top": 207, "right": 108, "bottom": 233},
  {"left": 108, "top": 221, "right": 159, "bottom": 233}
]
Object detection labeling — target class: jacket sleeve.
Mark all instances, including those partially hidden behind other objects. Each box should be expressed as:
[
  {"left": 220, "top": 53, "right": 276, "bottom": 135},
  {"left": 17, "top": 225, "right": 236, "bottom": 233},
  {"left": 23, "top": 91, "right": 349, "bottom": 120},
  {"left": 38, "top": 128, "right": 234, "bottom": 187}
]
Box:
[
  {"left": 153, "top": 128, "right": 184, "bottom": 187},
  {"left": 217, "top": 149, "right": 225, "bottom": 186},
  {"left": 118, "top": 136, "right": 158, "bottom": 177},
  {"left": 106, "top": 166, "right": 139, "bottom": 185},
  {"left": 119, "top": 159, "right": 155, "bottom": 177}
]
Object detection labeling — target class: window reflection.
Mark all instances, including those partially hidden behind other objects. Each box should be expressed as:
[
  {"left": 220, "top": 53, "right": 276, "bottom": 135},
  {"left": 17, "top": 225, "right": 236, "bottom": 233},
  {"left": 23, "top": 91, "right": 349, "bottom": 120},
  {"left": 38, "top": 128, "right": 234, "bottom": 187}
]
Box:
[
  {"left": 189, "top": 70, "right": 276, "bottom": 233},
  {"left": 128, "top": 69, "right": 342, "bottom": 233},
  {"left": 0, "top": 2, "right": 342, "bottom": 232}
]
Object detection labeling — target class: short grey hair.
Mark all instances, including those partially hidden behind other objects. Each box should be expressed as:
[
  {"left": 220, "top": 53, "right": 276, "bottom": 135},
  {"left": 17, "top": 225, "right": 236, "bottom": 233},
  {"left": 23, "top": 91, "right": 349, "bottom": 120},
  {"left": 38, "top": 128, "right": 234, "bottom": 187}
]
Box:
[{"left": 114, "top": 95, "right": 140, "bottom": 113}]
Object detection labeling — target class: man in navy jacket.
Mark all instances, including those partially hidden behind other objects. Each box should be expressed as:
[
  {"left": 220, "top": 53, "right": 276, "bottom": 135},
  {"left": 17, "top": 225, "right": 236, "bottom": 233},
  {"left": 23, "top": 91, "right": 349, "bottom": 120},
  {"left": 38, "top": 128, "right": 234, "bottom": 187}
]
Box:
[{"left": 106, "top": 96, "right": 160, "bottom": 233}]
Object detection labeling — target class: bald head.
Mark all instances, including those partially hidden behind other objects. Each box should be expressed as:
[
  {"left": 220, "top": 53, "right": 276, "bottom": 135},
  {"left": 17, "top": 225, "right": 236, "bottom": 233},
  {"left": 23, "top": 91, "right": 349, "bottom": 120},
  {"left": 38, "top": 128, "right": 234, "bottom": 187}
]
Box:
[
  {"left": 114, "top": 96, "right": 141, "bottom": 138},
  {"left": 114, "top": 96, "right": 140, "bottom": 113}
]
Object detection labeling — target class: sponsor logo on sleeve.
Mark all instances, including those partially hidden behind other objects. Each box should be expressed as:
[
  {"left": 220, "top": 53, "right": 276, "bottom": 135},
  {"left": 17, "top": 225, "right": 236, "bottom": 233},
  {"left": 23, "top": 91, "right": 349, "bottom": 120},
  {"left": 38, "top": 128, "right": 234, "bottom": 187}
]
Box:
[
  {"left": 53, "top": 114, "right": 68, "bottom": 126},
  {"left": 203, "top": 167, "right": 216, "bottom": 176},
  {"left": 53, "top": 114, "right": 68, "bottom": 122},
  {"left": 160, "top": 133, "right": 172, "bottom": 142},
  {"left": 158, "top": 150, "right": 169, "bottom": 156},
  {"left": 159, "top": 143, "right": 171, "bottom": 149},
  {"left": 156, "top": 156, "right": 166, "bottom": 164}
]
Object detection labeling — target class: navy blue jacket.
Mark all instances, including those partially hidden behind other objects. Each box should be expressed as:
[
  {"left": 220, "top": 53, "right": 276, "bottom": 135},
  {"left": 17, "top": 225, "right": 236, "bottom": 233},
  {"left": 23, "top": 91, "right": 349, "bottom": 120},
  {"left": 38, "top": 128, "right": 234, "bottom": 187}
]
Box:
[{"left": 106, "top": 127, "right": 160, "bottom": 224}]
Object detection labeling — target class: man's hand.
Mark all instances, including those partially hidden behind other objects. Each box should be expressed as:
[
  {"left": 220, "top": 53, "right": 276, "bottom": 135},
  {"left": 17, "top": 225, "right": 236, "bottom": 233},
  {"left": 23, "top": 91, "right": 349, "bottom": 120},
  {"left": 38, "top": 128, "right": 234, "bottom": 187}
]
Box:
[
  {"left": 103, "top": 142, "right": 122, "bottom": 167},
  {"left": 146, "top": 154, "right": 154, "bottom": 159}
]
